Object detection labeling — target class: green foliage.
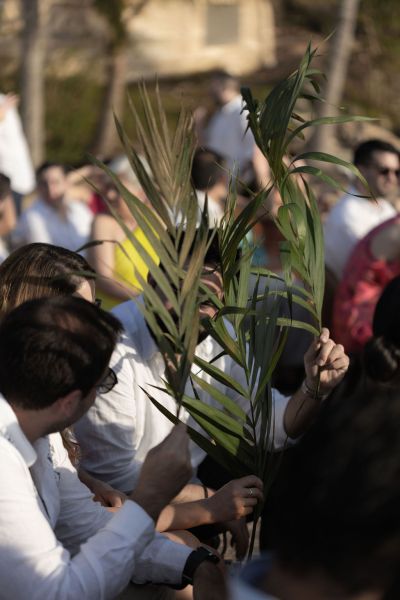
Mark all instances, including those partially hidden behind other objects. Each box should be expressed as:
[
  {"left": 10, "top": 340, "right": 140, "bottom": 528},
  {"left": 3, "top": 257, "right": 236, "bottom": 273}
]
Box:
[
  {"left": 45, "top": 76, "right": 101, "bottom": 165},
  {"left": 241, "top": 43, "right": 372, "bottom": 327},
  {"left": 95, "top": 42, "right": 372, "bottom": 560},
  {"left": 94, "top": 83, "right": 211, "bottom": 411}
]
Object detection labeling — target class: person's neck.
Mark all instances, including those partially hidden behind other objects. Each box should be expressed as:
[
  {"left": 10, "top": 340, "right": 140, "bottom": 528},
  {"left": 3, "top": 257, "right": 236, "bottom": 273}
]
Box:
[
  {"left": 44, "top": 197, "right": 67, "bottom": 214},
  {"left": 353, "top": 180, "right": 381, "bottom": 202},
  {"left": 11, "top": 404, "right": 50, "bottom": 444},
  {"left": 263, "top": 560, "right": 382, "bottom": 600}
]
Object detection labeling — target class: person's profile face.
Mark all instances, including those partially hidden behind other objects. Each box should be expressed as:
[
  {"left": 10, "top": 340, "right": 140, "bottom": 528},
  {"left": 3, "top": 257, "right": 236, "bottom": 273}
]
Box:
[
  {"left": 362, "top": 151, "right": 400, "bottom": 199},
  {"left": 38, "top": 166, "right": 68, "bottom": 205}
]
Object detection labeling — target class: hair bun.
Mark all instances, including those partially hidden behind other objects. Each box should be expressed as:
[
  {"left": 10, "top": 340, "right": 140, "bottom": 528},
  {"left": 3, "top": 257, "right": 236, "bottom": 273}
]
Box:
[{"left": 364, "top": 336, "right": 400, "bottom": 382}]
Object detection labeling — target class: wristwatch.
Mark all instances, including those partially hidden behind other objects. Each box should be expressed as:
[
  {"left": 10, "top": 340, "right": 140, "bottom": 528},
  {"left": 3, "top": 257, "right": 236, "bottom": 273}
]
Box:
[{"left": 181, "top": 546, "right": 220, "bottom": 586}]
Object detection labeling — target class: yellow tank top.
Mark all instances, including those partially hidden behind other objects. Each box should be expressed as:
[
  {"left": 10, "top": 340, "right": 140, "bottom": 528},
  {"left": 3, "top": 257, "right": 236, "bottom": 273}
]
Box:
[{"left": 98, "top": 227, "right": 158, "bottom": 310}]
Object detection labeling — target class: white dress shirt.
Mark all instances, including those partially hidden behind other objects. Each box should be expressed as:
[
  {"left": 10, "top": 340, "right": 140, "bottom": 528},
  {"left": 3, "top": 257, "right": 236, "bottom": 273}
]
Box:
[
  {"left": 75, "top": 300, "right": 290, "bottom": 493},
  {"left": 203, "top": 95, "right": 255, "bottom": 178},
  {"left": 11, "top": 198, "right": 93, "bottom": 252},
  {"left": 0, "top": 94, "right": 35, "bottom": 194},
  {"left": 195, "top": 189, "right": 224, "bottom": 226},
  {"left": 0, "top": 396, "right": 191, "bottom": 600},
  {"left": 324, "top": 190, "right": 396, "bottom": 279}
]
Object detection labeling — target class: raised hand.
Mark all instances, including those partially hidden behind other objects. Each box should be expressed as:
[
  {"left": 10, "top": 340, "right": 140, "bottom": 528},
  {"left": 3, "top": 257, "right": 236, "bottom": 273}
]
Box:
[
  {"left": 304, "top": 327, "right": 349, "bottom": 396},
  {"left": 129, "top": 424, "right": 192, "bottom": 522}
]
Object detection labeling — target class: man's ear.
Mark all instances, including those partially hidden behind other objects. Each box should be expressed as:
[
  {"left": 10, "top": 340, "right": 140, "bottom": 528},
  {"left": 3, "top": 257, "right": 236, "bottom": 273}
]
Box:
[{"left": 54, "top": 390, "right": 82, "bottom": 419}]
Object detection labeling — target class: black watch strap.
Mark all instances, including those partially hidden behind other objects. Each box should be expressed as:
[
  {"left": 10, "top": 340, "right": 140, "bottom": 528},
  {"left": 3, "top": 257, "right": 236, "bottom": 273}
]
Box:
[{"left": 182, "top": 546, "right": 220, "bottom": 586}]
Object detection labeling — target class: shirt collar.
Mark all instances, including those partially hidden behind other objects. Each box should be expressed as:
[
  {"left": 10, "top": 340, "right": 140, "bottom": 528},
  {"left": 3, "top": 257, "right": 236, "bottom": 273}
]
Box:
[{"left": 0, "top": 395, "right": 37, "bottom": 467}]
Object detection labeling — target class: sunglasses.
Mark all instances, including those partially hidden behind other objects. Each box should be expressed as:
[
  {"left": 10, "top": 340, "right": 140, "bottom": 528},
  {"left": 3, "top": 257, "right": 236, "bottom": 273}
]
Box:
[
  {"left": 96, "top": 367, "right": 118, "bottom": 394},
  {"left": 375, "top": 166, "right": 400, "bottom": 177}
]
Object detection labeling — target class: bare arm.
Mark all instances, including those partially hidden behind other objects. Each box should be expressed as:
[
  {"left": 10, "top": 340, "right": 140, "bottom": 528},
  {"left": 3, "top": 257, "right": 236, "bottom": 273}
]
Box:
[
  {"left": 284, "top": 328, "right": 349, "bottom": 439},
  {"left": 156, "top": 476, "right": 263, "bottom": 532},
  {"left": 129, "top": 424, "right": 192, "bottom": 523},
  {"left": 78, "top": 468, "right": 126, "bottom": 511},
  {"left": 88, "top": 214, "right": 140, "bottom": 300},
  {"left": 171, "top": 483, "right": 214, "bottom": 504},
  {"left": 0, "top": 195, "right": 17, "bottom": 237}
]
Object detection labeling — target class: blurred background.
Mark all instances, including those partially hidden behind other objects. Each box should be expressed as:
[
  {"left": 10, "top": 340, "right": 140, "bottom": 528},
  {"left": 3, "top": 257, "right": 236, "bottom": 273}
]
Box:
[{"left": 0, "top": 0, "right": 399, "bottom": 167}]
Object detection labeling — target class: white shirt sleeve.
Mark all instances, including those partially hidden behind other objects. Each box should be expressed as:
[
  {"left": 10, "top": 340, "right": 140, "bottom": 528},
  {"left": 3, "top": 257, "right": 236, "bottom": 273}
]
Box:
[
  {"left": 52, "top": 434, "right": 192, "bottom": 586},
  {"left": 0, "top": 435, "right": 191, "bottom": 600},
  {"left": 74, "top": 341, "right": 143, "bottom": 494},
  {"left": 228, "top": 360, "right": 291, "bottom": 451},
  {"left": 0, "top": 437, "right": 153, "bottom": 600}
]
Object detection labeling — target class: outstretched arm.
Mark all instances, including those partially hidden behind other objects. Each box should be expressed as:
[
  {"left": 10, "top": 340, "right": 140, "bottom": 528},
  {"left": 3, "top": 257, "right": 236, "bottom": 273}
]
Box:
[
  {"left": 283, "top": 328, "right": 349, "bottom": 439},
  {"left": 156, "top": 475, "right": 262, "bottom": 531}
]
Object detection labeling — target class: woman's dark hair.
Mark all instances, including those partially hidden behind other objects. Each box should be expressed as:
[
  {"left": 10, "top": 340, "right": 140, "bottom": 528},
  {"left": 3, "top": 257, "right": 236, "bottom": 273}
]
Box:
[
  {"left": 363, "top": 276, "right": 400, "bottom": 383},
  {"left": 264, "top": 378, "right": 400, "bottom": 597},
  {"left": 0, "top": 243, "right": 96, "bottom": 317},
  {"left": 0, "top": 296, "right": 122, "bottom": 409}
]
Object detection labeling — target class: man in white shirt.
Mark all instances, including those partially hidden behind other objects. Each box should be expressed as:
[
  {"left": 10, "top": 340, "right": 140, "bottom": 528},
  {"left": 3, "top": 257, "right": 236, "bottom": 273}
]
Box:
[
  {"left": 0, "top": 295, "right": 224, "bottom": 600},
  {"left": 75, "top": 238, "right": 349, "bottom": 495},
  {"left": 195, "top": 71, "right": 270, "bottom": 188},
  {"left": 324, "top": 139, "right": 399, "bottom": 280},
  {"left": 11, "top": 162, "right": 92, "bottom": 251},
  {"left": 0, "top": 93, "right": 35, "bottom": 199}
]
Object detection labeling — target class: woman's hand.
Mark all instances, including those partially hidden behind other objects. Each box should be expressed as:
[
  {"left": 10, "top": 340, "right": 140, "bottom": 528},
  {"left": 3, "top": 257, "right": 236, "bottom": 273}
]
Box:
[{"left": 207, "top": 475, "right": 263, "bottom": 522}]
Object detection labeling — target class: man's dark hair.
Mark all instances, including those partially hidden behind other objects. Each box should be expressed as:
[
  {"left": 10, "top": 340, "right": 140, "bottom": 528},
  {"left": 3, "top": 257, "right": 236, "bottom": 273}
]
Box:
[
  {"left": 191, "top": 148, "right": 227, "bottom": 191},
  {"left": 36, "top": 161, "right": 68, "bottom": 180},
  {"left": 0, "top": 173, "right": 11, "bottom": 201},
  {"left": 0, "top": 296, "right": 122, "bottom": 409},
  {"left": 354, "top": 139, "right": 399, "bottom": 166},
  {"left": 264, "top": 379, "right": 400, "bottom": 598}
]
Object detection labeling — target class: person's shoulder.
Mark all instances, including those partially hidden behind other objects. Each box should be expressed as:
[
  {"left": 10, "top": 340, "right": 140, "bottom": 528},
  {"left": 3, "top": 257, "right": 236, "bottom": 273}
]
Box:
[
  {"left": 68, "top": 199, "right": 93, "bottom": 220},
  {"left": 325, "top": 193, "right": 364, "bottom": 227},
  {"left": 23, "top": 198, "right": 47, "bottom": 216},
  {"left": 0, "top": 433, "right": 29, "bottom": 475}
]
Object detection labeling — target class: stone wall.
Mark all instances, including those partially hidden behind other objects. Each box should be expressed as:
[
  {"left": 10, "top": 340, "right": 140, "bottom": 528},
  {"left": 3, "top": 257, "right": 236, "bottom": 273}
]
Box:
[{"left": 0, "top": 0, "right": 276, "bottom": 80}]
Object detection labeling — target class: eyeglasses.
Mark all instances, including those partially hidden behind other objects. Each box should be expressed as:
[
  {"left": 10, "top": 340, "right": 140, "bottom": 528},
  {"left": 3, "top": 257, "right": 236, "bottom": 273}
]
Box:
[
  {"left": 96, "top": 368, "right": 118, "bottom": 394},
  {"left": 375, "top": 166, "right": 400, "bottom": 177}
]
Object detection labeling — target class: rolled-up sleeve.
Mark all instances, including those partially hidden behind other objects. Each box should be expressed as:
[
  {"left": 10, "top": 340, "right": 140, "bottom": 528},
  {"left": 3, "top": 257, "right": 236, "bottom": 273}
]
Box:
[
  {"left": 0, "top": 442, "right": 155, "bottom": 599},
  {"left": 133, "top": 533, "right": 192, "bottom": 585}
]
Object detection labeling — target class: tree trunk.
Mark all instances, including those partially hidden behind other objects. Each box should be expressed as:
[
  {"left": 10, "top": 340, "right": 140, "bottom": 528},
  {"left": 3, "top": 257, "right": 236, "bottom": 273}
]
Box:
[
  {"left": 92, "top": 46, "right": 128, "bottom": 159},
  {"left": 20, "top": 0, "right": 49, "bottom": 167},
  {"left": 308, "top": 0, "right": 360, "bottom": 154}
]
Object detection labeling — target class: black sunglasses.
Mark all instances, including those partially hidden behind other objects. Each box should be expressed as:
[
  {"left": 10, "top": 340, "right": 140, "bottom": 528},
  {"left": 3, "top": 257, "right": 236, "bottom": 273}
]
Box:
[
  {"left": 96, "top": 368, "right": 118, "bottom": 394},
  {"left": 376, "top": 166, "right": 400, "bottom": 177}
]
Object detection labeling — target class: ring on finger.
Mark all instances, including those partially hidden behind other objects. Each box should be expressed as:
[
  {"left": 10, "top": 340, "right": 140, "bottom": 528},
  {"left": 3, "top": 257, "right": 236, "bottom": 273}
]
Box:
[{"left": 249, "top": 488, "right": 253, "bottom": 497}]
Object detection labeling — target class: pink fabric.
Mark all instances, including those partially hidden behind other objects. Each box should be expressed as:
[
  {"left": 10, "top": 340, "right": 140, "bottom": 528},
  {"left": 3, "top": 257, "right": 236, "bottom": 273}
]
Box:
[{"left": 333, "top": 217, "right": 400, "bottom": 354}]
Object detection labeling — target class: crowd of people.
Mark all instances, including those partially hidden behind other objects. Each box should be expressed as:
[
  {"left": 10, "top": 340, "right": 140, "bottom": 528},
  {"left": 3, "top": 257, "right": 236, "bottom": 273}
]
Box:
[{"left": 0, "top": 72, "right": 400, "bottom": 600}]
